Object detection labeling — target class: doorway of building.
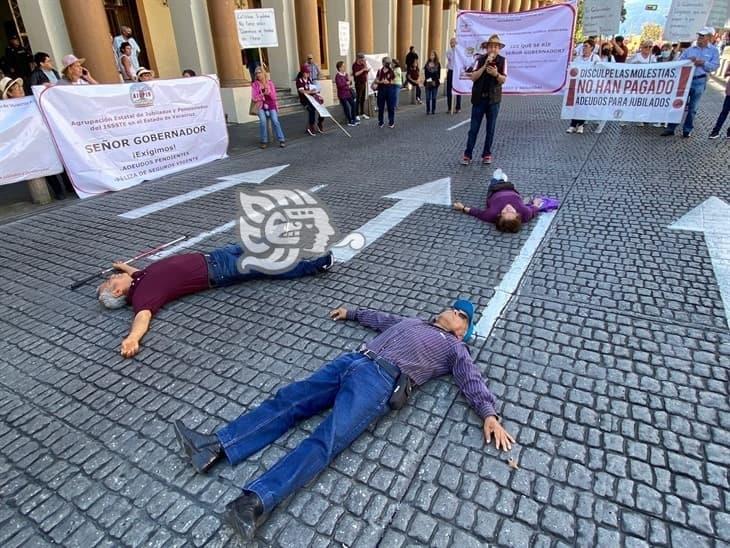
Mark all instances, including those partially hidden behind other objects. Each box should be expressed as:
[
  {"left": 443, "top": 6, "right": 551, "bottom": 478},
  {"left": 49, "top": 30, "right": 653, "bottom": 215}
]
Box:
[{"left": 103, "top": 0, "right": 149, "bottom": 70}]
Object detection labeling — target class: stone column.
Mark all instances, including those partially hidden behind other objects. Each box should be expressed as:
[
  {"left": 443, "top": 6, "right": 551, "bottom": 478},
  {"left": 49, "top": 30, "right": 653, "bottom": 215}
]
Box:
[
  {"left": 459, "top": 0, "right": 470, "bottom": 9},
  {"left": 59, "top": 0, "right": 118, "bottom": 83},
  {"left": 483, "top": 0, "right": 494, "bottom": 10},
  {"left": 355, "top": 0, "right": 374, "bottom": 53},
  {"left": 509, "top": 0, "right": 521, "bottom": 11},
  {"left": 520, "top": 0, "right": 531, "bottom": 10},
  {"left": 427, "top": 0, "right": 443, "bottom": 55},
  {"left": 168, "top": 0, "right": 217, "bottom": 76},
  {"left": 397, "top": 0, "right": 413, "bottom": 63},
  {"left": 206, "top": 0, "right": 248, "bottom": 87},
  {"left": 470, "top": 0, "right": 480, "bottom": 9}
]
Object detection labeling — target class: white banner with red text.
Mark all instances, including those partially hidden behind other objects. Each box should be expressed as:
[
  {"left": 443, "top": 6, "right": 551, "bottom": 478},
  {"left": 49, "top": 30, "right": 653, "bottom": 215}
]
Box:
[
  {"left": 560, "top": 61, "right": 695, "bottom": 124},
  {"left": 0, "top": 96, "right": 63, "bottom": 186},
  {"left": 34, "top": 76, "right": 228, "bottom": 199},
  {"left": 454, "top": 4, "right": 576, "bottom": 96}
]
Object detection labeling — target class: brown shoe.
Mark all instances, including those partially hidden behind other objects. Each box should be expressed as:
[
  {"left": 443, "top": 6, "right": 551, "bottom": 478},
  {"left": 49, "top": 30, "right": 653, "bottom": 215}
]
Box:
[{"left": 259, "top": 143, "right": 267, "bottom": 149}]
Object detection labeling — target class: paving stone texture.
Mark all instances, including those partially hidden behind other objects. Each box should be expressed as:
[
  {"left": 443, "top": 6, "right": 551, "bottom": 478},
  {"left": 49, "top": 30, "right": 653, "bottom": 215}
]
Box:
[{"left": 1, "top": 75, "right": 729, "bottom": 547}]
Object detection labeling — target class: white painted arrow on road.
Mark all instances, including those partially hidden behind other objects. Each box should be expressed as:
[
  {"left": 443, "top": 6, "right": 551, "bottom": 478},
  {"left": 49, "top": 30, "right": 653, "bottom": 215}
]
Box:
[
  {"left": 332, "top": 178, "right": 452, "bottom": 262},
  {"left": 669, "top": 197, "right": 730, "bottom": 329},
  {"left": 119, "top": 164, "right": 289, "bottom": 219}
]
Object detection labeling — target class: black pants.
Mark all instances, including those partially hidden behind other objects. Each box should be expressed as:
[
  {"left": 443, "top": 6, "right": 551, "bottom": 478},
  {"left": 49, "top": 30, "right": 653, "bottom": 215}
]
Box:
[
  {"left": 355, "top": 82, "right": 367, "bottom": 116},
  {"left": 711, "top": 96, "right": 730, "bottom": 135},
  {"left": 407, "top": 78, "right": 421, "bottom": 100},
  {"left": 446, "top": 69, "right": 461, "bottom": 111},
  {"left": 570, "top": 119, "right": 585, "bottom": 127}
]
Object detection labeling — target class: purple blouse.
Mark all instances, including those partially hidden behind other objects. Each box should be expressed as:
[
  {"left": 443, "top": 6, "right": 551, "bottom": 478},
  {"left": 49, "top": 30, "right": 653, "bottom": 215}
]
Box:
[{"left": 468, "top": 189, "right": 538, "bottom": 224}]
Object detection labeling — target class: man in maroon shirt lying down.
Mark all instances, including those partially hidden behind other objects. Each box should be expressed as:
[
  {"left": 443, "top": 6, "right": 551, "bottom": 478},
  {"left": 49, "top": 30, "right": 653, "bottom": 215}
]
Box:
[
  {"left": 96, "top": 243, "right": 333, "bottom": 358},
  {"left": 173, "top": 299, "right": 514, "bottom": 541}
]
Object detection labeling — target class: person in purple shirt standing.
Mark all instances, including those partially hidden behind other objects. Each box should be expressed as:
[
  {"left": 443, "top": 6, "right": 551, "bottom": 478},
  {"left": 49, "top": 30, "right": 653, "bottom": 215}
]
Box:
[
  {"left": 173, "top": 299, "right": 514, "bottom": 541},
  {"left": 96, "top": 243, "right": 333, "bottom": 358}
]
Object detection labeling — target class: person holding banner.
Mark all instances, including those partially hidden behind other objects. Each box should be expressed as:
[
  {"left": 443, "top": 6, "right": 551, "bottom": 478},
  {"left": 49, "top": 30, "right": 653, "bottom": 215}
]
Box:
[
  {"left": 375, "top": 57, "right": 397, "bottom": 129},
  {"left": 296, "top": 64, "right": 325, "bottom": 136},
  {"left": 566, "top": 41, "right": 600, "bottom": 134},
  {"left": 96, "top": 244, "right": 334, "bottom": 358},
  {"left": 662, "top": 27, "right": 721, "bottom": 139},
  {"left": 460, "top": 35, "right": 507, "bottom": 166},
  {"left": 252, "top": 66, "right": 286, "bottom": 148}
]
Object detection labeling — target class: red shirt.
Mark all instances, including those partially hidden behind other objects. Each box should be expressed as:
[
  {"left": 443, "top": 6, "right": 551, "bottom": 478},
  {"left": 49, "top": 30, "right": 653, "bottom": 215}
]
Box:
[{"left": 127, "top": 253, "right": 209, "bottom": 315}]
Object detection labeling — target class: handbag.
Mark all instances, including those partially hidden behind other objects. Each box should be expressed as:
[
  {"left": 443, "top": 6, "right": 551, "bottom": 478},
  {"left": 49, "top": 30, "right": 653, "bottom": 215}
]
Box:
[{"left": 249, "top": 100, "right": 260, "bottom": 116}]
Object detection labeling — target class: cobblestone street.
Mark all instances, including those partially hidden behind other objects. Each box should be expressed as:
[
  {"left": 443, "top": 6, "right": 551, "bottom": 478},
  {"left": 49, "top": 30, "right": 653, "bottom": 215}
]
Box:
[{"left": 1, "top": 75, "right": 729, "bottom": 547}]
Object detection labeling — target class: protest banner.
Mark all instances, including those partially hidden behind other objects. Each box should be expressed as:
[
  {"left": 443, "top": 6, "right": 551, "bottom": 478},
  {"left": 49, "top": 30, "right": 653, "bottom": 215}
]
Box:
[
  {"left": 664, "top": 0, "right": 714, "bottom": 42},
  {"left": 364, "top": 54, "right": 388, "bottom": 96},
  {"left": 561, "top": 60, "right": 695, "bottom": 124},
  {"left": 581, "top": 0, "right": 622, "bottom": 37},
  {"left": 454, "top": 4, "right": 576, "bottom": 95},
  {"left": 338, "top": 21, "right": 350, "bottom": 56},
  {"left": 34, "top": 76, "right": 228, "bottom": 199},
  {"left": 235, "top": 8, "right": 278, "bottom": 48},
  {"left": 0, "top": 96, "right": 63, "bottom": 186},
  {"left": 304, "top": 93, "right": 351, "bottom": 138}
]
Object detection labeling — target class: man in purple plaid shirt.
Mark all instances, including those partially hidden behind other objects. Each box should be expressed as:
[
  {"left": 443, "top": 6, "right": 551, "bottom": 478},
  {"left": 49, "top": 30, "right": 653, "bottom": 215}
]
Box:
[{"left": 174, "top": 299, "right": 514, "bottom": 540}]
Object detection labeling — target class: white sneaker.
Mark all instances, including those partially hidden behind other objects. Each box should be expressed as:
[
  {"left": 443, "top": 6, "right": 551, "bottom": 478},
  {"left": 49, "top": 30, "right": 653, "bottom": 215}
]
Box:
[
  {"left": 362, "top": 114, "right": 370, "bottom": 119},
  {"left": 576, "top": 125, "right": 584, "bottom": 134},
  {"left": 652, "top": 123, "right": 663, "bottom": 128},
  {"left": 355, "top": 116, "right": 360, "bottom": 121},
  {"left": 619, "top": 122, "right": 627, "bottom": 127},
  {"left": 638, "top": 122, "right": 645, "bottom": 127},
  {"left": 566, "top": 126, "right": 576, "bottom": 133}
]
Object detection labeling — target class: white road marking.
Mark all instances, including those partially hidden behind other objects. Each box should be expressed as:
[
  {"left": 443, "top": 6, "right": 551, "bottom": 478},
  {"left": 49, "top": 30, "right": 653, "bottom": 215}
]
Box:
[
  {"left": 475, "top": 210, "right": 558, "bottom": 339},
  {"left": 148, "top": 183, "right": 328, "bottom": 260},
  {"left": 119, "top": 165, "right": 289, "bottom": 219},
  {"left": 595, "top": 120, "right": 607, "bottom": 134},
  {"left": 447, "top": 119, "right": 470, "bottom": 131},
  {"left": 332, "top": 178, "right": 452, "bottom": 262},
  {"left": 670, "top": 197, "right": 730, "bottom": 329}
]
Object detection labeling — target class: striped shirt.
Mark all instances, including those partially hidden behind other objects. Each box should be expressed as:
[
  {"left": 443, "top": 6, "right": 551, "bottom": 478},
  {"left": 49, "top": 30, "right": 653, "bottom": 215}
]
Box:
[{"left": 346, "top": 308, "right": 498, "bottom": 419}]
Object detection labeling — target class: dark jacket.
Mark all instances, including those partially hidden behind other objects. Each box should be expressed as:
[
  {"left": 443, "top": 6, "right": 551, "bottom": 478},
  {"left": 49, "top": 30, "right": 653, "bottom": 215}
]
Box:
[
  {"left": 29, "top": 67, "right": 60, "bottom": 87},
  {"left": 471, "top": 54, "right": 505, "bottom": 105}
]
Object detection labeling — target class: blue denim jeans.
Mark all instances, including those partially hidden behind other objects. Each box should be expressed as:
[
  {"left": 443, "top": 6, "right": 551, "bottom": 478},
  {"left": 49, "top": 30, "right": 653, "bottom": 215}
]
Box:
[
  {"left": 377, "top": 85, "right": 397, "bottom": 126},
  {"left": 205, "top": 244, "right": 329, "bottom": 287},
  {"left": 464, "top": 99, "right": 501, "bottom": 159},
  {"left": 339, "top": 96, "right": 356, "bottom": 123},
  {"left": 668, "top": 77, "right": 707, "bottom": 134},
  {"left": 216, "top": 352, "right": 396, "bottom": 511},
  {"left": 425, "top": 85, "right": 439, "bottom": 113},
  {"left": 257, "top": 109, "right": 286, "bottom": 143}
]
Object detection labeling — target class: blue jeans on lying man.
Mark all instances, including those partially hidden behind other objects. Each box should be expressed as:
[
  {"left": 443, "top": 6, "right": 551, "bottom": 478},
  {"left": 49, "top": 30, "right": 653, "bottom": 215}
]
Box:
[
  {"left": 205, "top": 244, "right": 330, "bottom": 287},
  {"left": 216, "top": 352, "right": 396, "bottom": 512},
  {"left": 257, "top": 108, "right": 286, "bottom": 144}
]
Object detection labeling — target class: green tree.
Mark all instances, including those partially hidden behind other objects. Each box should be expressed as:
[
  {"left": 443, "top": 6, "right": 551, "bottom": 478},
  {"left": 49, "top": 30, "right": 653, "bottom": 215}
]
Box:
[{"left": 641, "top": 22, "right": 663, "bottom": 43}]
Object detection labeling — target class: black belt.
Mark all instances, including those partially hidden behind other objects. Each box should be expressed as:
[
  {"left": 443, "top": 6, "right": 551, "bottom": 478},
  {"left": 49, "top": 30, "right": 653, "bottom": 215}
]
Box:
[
  {"left": 359, "top": 346, "right": 400, "bottom": 380},
  {"left": 203, "top": 253, "right": 217, "bottom": 288},
  {"left": 693, "top": 74, "right": 707, "bottom": 80}
]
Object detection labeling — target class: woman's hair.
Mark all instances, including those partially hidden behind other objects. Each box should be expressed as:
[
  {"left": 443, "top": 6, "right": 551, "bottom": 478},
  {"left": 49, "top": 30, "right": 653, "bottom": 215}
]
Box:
[
  {"left": 392, "top": 59, "right": 400, "bottom": 68},
  {"left": 119, "top": 41, "right": 131, "bottom": 54},
  {"left": 496, "top": 216, "right": 521, "bottom": 233},
  {"left": 182, "top": 69, "right": 196, "bottom": 77},
  {"left": 429, "top": 51, "right": 440, "bottom": 64},
  {"left": 336, "top": 60, "right": 344, "bottom": 70},
  {"left": 295, "top": 71, "right": 305, "bottom": 80}
]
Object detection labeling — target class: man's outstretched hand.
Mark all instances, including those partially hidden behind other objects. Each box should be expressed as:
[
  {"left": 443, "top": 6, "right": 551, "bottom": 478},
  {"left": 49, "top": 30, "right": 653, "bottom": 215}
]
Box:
[
  {"left": 329, "top": 307, "right": 348, "bottom": 321},
  {"left": 120, "top": 337, "right": 140, "bottom": 358},
  {"left": 484, "top": 416, "right": 515, "bottom": 451}
]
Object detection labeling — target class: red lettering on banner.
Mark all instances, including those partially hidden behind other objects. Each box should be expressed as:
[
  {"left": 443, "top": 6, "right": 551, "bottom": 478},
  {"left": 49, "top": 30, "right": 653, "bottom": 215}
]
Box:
[
  {"left": 566, "top": 78, "right": 577, "bottom": 106},
  {"left": 676, "top": 66, "right": 692, "bottom": 98}
]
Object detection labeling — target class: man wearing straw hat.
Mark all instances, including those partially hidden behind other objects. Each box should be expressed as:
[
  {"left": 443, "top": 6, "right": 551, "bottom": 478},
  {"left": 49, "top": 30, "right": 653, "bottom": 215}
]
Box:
[{"left": 461, "top": 34, "right": 508, "bottom": 166}]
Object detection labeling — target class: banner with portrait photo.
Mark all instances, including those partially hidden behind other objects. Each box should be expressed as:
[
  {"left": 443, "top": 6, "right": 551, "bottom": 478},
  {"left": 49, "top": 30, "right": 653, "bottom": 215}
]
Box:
[
  {"left": 561, "top": 60, "right": 695, "bottom": 123},
  {"left": 454, "top": 4, "right": 576, "bottom": 95},
  {"left": 34, "top": 76, "right": 228, "bottom": 199},
  {"left": 0, "top": 96, "right": 63, "bottom": 186}
]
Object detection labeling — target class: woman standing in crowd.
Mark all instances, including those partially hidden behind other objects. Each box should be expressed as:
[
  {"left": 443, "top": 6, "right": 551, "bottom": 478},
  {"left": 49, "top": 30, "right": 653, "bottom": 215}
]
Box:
[
  {"left": 657, "top": 43, "right": 674, "bottom": 62},
  {"left": 629, "top": 40, "right": 656, "bottom": 64},
  {"left": 335, "top": 61, "right": 358, "bottom": 127},
  {"left": 252, "top": 66, "right": 286, "bottom": 148},
  {"left": 60, "top": 54, "right": 98, "bottom": 85},
  {"left": 374, "top": 56, "right": 397, "bottom": 129},
  {"left": 423, "top": 51, "right": 441, "bottom": 115},
  {"left": 566, "top": 40, "right": 600, "bottom": 134},
  {"left": 296, "top": 64, "right": 325, "bottom": 136},
  {"left": 352, "top": 53, "right": 370, "bottom": 120},
  {"left": 119, "top": 42, "right": 136, "bottom": 82},
  {"left": 29, "top": 52, "right": 59, "bottom": 87},
  {"left": 182, "top": 69, "right": 196, "bottom": 77},
  {"left": 406, "top": 59, "right": 422, "bottom": 104},
  {"left": 392, "top": 59, "right": 403, "bottom": 110},
  {"left": 598, "top": 42, "right": 615, "bottom": 62}
]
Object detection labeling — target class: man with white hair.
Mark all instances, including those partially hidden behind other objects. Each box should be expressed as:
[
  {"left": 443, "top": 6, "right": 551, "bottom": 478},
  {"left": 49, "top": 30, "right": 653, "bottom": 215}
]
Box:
[
  {"left": 97, "top": 244, "right": 333, "bottom": 358},
  {"left": 662, "top": 26, "right": 720, "bottom": 138},
  {"left": 112, "top": 26, "right": 141, "bottom": 74}
]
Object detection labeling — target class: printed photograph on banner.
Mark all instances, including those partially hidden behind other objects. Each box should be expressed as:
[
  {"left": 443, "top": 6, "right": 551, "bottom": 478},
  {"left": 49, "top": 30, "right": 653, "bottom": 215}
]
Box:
[
  {"left": 454, "top": 4, "right": 576, "bottom": 95},
  {"left": 0, "top": 96, "right": 63, "bottom": 186},
  {"left": 561, "top": 60, "right": 695, "bottom": 124},
  {"left": 34, "top": 76, "right": 228, "bottom": 199},
  {"left": 236, "top": 187, "right": 364, "bottom": 275}
]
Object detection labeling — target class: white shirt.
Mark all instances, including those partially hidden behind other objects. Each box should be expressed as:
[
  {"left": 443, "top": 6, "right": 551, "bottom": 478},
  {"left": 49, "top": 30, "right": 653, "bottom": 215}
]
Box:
[
  {"left": 112, "top": 35, "right": 141, "bottom": 71},
  {"left": 628, "top": 53, "right": 656, "bottom": 64}
]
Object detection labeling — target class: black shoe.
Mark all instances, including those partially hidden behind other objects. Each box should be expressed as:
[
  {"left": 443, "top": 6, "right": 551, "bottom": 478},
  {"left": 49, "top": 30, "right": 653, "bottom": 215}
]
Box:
[
  {"left": 173, "top": 420, "right": 222, "bottom": 473},
  {"left": 319, "top": 250, "right": 335, "bottom": 272},
  {"left": 709, "top": 132, "right": 720, "bottom": 140},
  {"left": 682, "top": 131, "right": 691, "bottom": 138},
  {"left": 225, "top": 491, "right": 265, "bottom": 541},
  {"left": 660, "top": 130, "right": 675, "bottom": 137}
]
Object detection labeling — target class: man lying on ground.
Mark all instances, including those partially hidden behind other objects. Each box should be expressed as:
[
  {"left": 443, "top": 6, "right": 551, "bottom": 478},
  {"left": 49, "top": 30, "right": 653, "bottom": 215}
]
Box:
[
  {"left": 97, "top": 243, "right": 333, "bottom": 358},
  {"left": 453, "top": 169, "right": 559, "bottom": 233},
  {"left": 173, "top": 298, "right": 514, "bottom": 541}
]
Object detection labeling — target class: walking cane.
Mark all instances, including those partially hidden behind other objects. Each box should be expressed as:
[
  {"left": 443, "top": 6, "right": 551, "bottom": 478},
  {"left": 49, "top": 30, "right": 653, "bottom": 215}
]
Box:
[{"left": 69, "top": 235, "right": 188, "bottom": 290}]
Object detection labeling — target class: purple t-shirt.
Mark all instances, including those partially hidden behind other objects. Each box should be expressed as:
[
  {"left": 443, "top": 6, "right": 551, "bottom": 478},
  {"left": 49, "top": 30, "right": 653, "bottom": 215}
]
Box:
[
  {"left": 127, "top": 253, "right": 209, "bottom": 314},
  {"left": 468, "top": 189, "right": 537, "bottom": 224},
  {"left": 335, "top": 72, "right": 353, "bottom": 99}
]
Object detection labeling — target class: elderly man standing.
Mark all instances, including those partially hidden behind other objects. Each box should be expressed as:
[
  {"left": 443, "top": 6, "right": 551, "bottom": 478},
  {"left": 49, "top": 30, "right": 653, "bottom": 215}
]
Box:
[
  {"left": 662, "top": 27, "right": 720, "bottom": 138},
  {"left": 97, "top": 244, "right": 333, "bottom": 358},
  {"left": 173, "top": 299, "right": 514, "bottom": 541},
  {"left": 112, "top": 26, "right": 141, "bottom": 75}
]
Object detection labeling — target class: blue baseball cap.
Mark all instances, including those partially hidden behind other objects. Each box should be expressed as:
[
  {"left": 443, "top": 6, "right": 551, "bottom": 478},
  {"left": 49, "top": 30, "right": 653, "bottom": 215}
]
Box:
[{"left": 452, "top": 298, "right": 476, "bottom": 341}]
